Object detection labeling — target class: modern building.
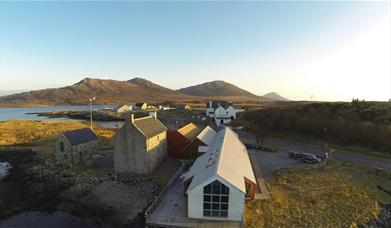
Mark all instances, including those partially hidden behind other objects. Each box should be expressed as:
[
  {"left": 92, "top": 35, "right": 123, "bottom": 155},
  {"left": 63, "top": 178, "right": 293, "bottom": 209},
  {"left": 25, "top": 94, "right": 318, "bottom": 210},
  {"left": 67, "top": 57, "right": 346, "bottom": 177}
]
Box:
[
  {"left": 185, "top": 125, "right": 217, "bottom": 160},
  {"left": 113, "top": 113, "right": 167, "bottom": 175},
  {"left": 56, "top": 128, "right": 99, "bottom": 165},
  {"left": 205, "top": 101, "right": 238, "bottom": 126},
  {"left": 181, "top": 127, "right": 257, "bottom": 221},
  {"left": 167, "top": 123, "right": 202, "bottom": 159}
]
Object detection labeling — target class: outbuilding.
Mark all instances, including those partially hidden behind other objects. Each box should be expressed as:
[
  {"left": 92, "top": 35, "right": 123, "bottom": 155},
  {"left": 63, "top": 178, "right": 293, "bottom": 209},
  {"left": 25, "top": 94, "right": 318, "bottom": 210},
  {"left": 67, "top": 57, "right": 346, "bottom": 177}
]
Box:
[
  {"left": 167, "top": 123, "right": 202, "bottom": 159},
  {"left": 56, "top": 128, "right": 99, "bottom": 165}
]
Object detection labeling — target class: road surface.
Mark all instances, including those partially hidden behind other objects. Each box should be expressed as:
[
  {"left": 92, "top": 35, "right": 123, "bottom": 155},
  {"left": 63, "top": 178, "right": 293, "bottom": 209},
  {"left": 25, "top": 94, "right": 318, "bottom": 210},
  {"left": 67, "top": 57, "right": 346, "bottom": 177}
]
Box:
[{"left": 236, "top": 130, "right": 391, "bottom": 179}]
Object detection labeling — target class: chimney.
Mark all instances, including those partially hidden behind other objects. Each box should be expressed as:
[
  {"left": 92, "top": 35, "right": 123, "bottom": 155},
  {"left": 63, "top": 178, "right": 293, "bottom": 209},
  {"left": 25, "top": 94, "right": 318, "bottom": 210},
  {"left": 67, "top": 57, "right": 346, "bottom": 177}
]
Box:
[
  {"left": 124, "top": 114, "right": 133, "bottom": 127},
  {"left": 149, "top": 111, "right": 157, "bottom": 119}
]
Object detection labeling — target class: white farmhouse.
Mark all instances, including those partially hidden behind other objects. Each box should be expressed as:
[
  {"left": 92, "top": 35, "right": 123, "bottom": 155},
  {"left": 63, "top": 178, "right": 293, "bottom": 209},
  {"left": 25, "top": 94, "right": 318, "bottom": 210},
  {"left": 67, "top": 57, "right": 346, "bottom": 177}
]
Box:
[
  {"left": 205, "top": 101, "right": 239, "bottom": 126},
  {"left": 181, "top": 127, "right": 257, "bottom": 221}
]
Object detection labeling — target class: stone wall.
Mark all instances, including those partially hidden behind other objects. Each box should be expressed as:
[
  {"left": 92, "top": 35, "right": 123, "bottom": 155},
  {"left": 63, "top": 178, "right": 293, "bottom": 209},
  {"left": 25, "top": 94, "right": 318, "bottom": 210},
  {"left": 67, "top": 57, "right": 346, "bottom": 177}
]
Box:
[
  {"left": 146, "top": 131, "right": 167, "bottom": 174},
  {"left": 56, "top": 134, "right": 98, "bottom": 165},
  {"left": 113, "top": 121, "right": 167, "bottom": 175},
  {"left": 114, "top": 122, "right": 148, "bottom": 174}
]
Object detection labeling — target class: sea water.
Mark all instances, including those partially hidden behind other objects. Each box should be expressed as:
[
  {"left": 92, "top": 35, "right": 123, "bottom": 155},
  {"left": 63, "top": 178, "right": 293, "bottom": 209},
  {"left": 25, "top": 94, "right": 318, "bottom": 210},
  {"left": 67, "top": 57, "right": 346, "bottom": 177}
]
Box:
[{"left": 0, "top": 162, "right": 11, "bottom": 180}]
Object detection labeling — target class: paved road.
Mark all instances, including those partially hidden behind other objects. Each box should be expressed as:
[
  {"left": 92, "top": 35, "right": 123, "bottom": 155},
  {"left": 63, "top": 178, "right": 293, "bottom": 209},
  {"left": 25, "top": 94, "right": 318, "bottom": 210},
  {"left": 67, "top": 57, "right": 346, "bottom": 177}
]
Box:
[
  {"left": 236, "top": 130, "right": 391, "bottom": 180},
  {"left": 265, "top": 138, "right": 391, "bottom": 170}
]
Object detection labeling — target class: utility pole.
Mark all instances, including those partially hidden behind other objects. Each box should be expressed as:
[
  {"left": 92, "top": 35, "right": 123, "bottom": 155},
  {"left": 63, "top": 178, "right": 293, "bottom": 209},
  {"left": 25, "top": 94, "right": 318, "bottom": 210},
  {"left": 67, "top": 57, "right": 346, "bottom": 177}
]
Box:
[
  {"left": 259, "top": 94, "right": 262, "bottom": 110},
  {"left": 89, "top": 97, "right": 95, "bottom": 128}
]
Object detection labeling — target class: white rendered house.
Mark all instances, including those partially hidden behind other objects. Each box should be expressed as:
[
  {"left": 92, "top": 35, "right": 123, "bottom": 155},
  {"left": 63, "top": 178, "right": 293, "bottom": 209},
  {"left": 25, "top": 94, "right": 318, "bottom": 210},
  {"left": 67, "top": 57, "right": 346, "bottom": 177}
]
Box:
[
  {"left": 205, "top": 101, "right": 239, "bottom": 126},
  {"left": 181, "top": 127, "right": 257, "bottom": 221}
]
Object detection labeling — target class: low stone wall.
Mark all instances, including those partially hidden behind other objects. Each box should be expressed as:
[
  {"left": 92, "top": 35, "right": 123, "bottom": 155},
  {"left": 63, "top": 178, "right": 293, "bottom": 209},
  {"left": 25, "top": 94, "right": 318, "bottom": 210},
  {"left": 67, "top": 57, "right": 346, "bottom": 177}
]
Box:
[{"left": 0, "top": 146, "right": 38, "bottom": 153}]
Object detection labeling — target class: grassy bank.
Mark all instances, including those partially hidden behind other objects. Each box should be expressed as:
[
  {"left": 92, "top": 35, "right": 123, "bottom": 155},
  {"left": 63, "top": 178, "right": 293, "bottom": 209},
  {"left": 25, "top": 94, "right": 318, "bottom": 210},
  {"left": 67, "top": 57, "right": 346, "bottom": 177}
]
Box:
[
  {"left": 0, "top": 119, "right": 115, "bottom": 158},
  {"left": 245, "top": 161, "right": 391, "bottom": 227}
]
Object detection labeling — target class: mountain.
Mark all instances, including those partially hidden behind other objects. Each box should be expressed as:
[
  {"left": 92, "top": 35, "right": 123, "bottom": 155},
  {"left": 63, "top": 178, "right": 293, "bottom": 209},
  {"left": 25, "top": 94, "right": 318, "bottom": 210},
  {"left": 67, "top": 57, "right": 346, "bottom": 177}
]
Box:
[
  {"left": 262, "top": 92, "right": 289, "bottom": 101},
  {"left": 0, "top": 77, "right": 197, "bottom": 107},
  {"left": 0, "top": 90, "right": 28, "bottom": 97},
  {"left": 177, "top": 80, "right": 258, "bottom": 100},
  {"left": 0, "top": 77, "right": 291, "bottom": 107}
]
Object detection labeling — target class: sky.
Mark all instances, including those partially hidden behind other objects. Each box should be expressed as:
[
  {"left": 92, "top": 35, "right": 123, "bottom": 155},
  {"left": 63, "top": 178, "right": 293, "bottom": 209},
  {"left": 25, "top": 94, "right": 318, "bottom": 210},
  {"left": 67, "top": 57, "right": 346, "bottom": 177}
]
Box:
[{"left": 0, "top": 1, "right": 390, "bottom": 101}]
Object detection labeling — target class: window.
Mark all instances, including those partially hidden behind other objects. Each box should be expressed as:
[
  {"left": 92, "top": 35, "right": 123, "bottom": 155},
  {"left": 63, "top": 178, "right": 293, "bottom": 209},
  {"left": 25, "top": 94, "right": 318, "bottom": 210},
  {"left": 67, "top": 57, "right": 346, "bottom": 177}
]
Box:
[
  {"left": 203, "top": 180, "right": 229, "bottom": 217},
  {"left": 60, "top": 142, "right": 64, "bottom": 152}
]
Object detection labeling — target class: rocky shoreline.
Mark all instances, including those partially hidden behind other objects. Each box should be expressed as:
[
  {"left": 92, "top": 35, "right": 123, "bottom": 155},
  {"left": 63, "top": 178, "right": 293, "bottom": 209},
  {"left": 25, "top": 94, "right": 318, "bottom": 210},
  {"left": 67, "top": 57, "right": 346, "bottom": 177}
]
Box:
[
  {"left": 0, "top": 149, "right": 161, "bottom": 227},
  {"left": 27, "top": 110, "right": 124, "bottom": 121}
]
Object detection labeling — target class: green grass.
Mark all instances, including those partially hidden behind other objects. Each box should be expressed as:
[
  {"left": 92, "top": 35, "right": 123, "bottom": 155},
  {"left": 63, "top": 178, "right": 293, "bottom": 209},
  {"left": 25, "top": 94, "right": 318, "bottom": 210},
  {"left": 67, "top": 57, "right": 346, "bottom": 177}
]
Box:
[{"left": 245, "top": 161, "right": 391, "bottom": 227}]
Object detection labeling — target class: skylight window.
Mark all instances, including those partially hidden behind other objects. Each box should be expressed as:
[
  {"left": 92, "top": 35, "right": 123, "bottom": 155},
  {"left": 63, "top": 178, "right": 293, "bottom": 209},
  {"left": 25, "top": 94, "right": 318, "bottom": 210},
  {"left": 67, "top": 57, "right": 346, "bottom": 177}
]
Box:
[{"left": 205, "top": 161, "right": 215, "bottom": 169}]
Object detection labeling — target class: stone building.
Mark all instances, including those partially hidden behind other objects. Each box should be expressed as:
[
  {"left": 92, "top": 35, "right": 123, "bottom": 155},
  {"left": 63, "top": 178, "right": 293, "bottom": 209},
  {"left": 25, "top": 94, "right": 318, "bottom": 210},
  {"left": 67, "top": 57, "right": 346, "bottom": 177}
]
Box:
[
  {"left": 113, "top": 113, "right": 167, "bottom": 175},
  {"left": 56, "top": 128, "right": 99, "bottom": 165}
]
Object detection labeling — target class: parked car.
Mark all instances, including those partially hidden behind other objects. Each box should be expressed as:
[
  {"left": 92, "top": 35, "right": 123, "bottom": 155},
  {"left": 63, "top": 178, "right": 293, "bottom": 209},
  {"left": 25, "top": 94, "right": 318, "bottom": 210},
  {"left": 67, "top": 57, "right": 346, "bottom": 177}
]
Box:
[{"left": 289, "top": 151, "right": 322, "bottom": 164}]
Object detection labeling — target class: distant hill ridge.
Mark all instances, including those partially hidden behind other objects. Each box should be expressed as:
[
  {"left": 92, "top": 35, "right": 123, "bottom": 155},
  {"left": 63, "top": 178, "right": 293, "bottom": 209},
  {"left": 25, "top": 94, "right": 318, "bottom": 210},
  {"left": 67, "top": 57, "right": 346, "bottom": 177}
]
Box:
[
  {"left": 263, "top": 92, "right": 290, "bottom": 101},
  {"left": 0, "top": 77, "right": 196, "bottom": 107},
  {"left": 176, "top": 80, "right": 258, "bottom": 98},
  {"left": 0, "top": 77, "right": 290, "bottom": 107}
]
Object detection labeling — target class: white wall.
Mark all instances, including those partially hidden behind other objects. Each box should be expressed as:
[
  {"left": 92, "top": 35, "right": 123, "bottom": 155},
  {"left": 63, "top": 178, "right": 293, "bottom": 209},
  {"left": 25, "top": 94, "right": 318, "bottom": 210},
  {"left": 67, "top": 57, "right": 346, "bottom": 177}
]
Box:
[{"left": 187, "top": 176, "right": 245, "bottom": 221}]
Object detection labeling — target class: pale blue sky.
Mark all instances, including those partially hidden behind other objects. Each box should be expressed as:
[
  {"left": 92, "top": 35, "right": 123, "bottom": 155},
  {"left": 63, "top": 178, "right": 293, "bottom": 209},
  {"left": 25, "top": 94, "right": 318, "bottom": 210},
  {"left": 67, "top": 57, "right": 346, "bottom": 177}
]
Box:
[{"left": 1, "top": 1, "right": 390, "bottom": 101}]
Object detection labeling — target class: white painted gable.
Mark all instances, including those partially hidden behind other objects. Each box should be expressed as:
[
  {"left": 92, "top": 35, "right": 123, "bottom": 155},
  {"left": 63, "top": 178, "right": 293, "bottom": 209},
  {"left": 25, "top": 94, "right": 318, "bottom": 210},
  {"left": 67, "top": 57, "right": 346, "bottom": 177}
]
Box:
[
  {"left": 183, "top": 127, "right": 256, "bottom": 194},
  {"left": 196, "top": 126, "right": 216, "bottom": 146}
]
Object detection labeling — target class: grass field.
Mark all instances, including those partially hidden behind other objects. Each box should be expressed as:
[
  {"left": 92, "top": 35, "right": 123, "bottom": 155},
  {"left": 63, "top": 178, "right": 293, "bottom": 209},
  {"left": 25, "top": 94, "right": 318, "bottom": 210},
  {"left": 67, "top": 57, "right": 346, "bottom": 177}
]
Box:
[
  {"left": 0, "top": 119, "right": 115, "bottom": 158},
  {"left": 244, "top": 161, "right": 391, "bottom": 227}
]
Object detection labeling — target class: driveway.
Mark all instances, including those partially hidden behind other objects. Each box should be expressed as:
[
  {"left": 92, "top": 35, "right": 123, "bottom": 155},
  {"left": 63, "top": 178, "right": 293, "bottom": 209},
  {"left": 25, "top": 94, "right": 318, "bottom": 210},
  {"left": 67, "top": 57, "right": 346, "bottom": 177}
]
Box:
[
  {"left": 236, "top": 130, "right": 391, "bottom": 180},
  {"left": 248, "top": 149, "right": 313, "bottom": 180}
]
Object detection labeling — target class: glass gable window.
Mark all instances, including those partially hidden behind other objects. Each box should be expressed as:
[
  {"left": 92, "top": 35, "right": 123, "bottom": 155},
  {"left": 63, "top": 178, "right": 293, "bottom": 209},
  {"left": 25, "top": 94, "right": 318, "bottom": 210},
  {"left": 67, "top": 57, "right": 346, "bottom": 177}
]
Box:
[{"left": 203, "top": 180, "right": 229, "bottom": 217}]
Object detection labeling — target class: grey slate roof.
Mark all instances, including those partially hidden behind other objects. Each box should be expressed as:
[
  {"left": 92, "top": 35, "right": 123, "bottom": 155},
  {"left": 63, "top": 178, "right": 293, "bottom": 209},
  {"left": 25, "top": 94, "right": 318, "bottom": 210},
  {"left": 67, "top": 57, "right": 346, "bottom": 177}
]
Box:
[
  {"left": 63, "top": 128, "right": 99, "bottom": 146},
  {"left": 133, "top": 116, "right": 167, "bottom": 138},
  {"left": 206, "top": 101, "right": 232, "bottom": 109}
]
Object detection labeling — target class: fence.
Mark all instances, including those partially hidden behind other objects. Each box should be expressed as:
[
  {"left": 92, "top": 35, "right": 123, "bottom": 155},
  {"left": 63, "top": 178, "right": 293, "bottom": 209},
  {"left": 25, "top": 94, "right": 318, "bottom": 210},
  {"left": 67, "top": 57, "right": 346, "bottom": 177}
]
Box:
[
  {"left": 144, "top": 160, "right": 192, "bottom": 222},
  {"left": 144, "top": 160, "right": 244, "bottom": 228}
]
